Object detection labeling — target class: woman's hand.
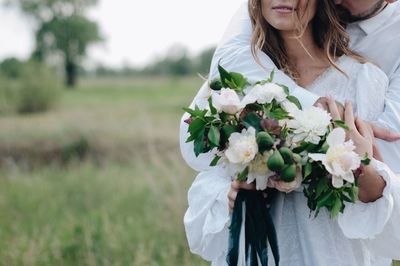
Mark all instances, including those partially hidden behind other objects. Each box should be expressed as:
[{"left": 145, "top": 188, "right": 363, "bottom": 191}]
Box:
[
  {"left": 228, "top": 181, "right": 255, "bottom": 212},
  {"left": 327, "top": 98, "right": 386, "bottom": 202}
]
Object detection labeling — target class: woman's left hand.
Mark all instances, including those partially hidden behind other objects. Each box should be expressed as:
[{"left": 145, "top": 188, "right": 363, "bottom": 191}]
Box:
[{"left": 327, "top": 98, "right": 386, "bottom": 202}]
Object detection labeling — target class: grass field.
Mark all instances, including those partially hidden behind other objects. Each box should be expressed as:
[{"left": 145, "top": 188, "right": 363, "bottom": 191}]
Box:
[
  {"left": 0, "top": 77, "right": 209, "bottom": 265},
  {"left": 1, "top": 76, "right": 399, "bottom": 266}
]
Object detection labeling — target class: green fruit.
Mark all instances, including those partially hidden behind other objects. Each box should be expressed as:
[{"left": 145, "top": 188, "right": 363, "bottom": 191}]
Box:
[
  {"left": 279, "top": 147, "right": 293, "bottom": 164},
  {"left": 267, "top": 150, "right": 285, "bottom": 172},
  {"left": 209, "top": 79, "right": 222, "bottom": 90},
  {"left": 280, "top": 164, "right": 297, "bottom": 182},
  {"left": 293, "top": 153, "right": 302, "bottom": 164},
  {"left": 257, "top": 132, "right": 274, "bottom": 153}
]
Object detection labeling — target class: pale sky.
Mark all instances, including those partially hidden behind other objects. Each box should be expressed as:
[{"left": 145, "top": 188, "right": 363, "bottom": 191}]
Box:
[{"left": 0, "top": 0, "right": 245, "bottom": 68}]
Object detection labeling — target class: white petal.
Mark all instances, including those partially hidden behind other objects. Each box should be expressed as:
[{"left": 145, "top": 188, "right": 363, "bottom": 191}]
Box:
[
  {"left": 256, "top": 175, "right": 268, "bottom": 190},
  {"left": 247, "top": 171, "right": 256, "bottom": 184},
  {"left": 327, "top": 128, "right": 346, "bottom": 147},
  {"left": 332, "top": 161, "right": 346, "bottom": 177},
  {"left": 342, "top": 171, "right": 355, "bottom": 183},
  {"left": 332, "top": 176, "right": 344, "bottom": 188},
  {"left": 308, "top": 153, "right": 326, "bottom": 162}
]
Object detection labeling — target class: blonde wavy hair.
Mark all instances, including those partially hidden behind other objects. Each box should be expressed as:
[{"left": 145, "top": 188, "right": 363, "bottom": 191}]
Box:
[{"left": 248, "top": 0, "right": 366, "bottom": 80}]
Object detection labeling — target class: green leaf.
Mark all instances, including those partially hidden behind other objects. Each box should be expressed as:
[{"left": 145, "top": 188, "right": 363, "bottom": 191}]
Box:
[
  {"left": 194, "top": 128, "right": 205, "bottom": 157},
  {"left": 318, "top": 141, "right": 329, "bottom": 153},
  {"left": 269, "top": 107, "right": 289, "bottom": 120},
  {"left": 331, "top": 197, "right": 343, "bottom": 219},
  {"left": 210, "top": 155, "right": 221, "bottom": 166},
  {"left": 334, "top": 120, "right": 349, "bottom": 130},
  {"left": 286, "top": 95, "right": 302, "bottom": 110},
  {"left": 209, "top": 78, "right": 223, "bottom": 90},
  {"left": 218, "top": 64, "right": 233, "bottom": 88},
  {"left": 230, "top": 72, "right": 249, "bottom": 90},
  {"left": 361, "top": 153, "right": 371, "bottom": 165},
  {"left": 185, "top": 134, "right": 197, "bottom": 143},
  {"left": 208, "top": 97, "right": 218, "bottom": 115},
  {"left": 304, "top": 162, "right": 313, "bottom": 178},
  {"left": 188, "top": 118, "right": 207, "bottom": 136},
  {"left": 268, "top": 69, "right": 275, "bottom": 82},
  {"left": 341, "top": 193, "right": 353, "bottom": 203},
  {"left": 237, "top": 167, "right": 249, "bottom": 182},
  {"left": 276, "top": 84, "right": 289, "bottom": 95},
  {"left": 316, "top": 177, "right": 327, "bottom": 198},
  {"left": 242, "top": 112, "right": 262, "bottom": 132},
  {"left": 350, "top": 185, "right": 359, "bottom": 202},
  {"left": 317, "top": 190, "right": 334, "bottom": 209},
  {"left": 208, "top": 125, "right": 220, "bottom": 147},
  {"left": 222, "top": 124, "right": 237, "bottom": 140}
]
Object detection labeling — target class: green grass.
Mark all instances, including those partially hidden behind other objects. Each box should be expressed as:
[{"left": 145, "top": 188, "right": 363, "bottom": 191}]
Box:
[
  {"left": 0, "top": 76, "right": 209, "bottom": 265},
  {"left": 2, "top": 76, "right": 397, "bottom": 265}
]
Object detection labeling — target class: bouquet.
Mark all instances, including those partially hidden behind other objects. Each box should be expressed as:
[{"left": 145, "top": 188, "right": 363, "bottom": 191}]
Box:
[{"left": 183, "top": 65, "right": 369, "bottom": 266}]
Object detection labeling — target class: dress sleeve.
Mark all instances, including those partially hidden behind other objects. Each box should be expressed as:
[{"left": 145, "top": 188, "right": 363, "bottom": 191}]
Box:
[
  {"left": 337, "top": 63, "right": 400, "bottom": 259},
  {"left": 209, "top": 2, "right": 319, "bottom": 108},
  {"left": 183, "top": 166, "right": 231, "bottom": 261},
  {"left": 180, "top": 83, "right": 232, "bottom": 261}
]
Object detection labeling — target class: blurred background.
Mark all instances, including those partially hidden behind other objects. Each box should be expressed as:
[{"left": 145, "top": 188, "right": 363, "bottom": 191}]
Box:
[{"left": 0, "top": 0, "right": 243, "bottom": 265}]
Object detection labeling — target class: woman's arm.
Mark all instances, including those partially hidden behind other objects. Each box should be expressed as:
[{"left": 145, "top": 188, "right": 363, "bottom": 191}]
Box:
[{"left": 183, "top": 166, "right": 231, "bottom": 261}]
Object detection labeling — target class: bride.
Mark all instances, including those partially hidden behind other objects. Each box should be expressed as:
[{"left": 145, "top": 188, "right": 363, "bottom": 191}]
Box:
[{"left": 180, "top": 0, "right": 400, "bottom": 265}]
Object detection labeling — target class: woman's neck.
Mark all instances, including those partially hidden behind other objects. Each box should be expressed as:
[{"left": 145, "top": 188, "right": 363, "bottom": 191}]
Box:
[
  {"left": 279, "top": 26, "right": 332, "bottom": 87},
  {"left": 280, "top": 27, "right": 326, "bottom": 68}
]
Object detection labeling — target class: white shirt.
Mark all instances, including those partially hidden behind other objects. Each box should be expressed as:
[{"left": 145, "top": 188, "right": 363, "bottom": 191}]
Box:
[{"left": 180, "top": 2, "right": 400, "bottom": 265}]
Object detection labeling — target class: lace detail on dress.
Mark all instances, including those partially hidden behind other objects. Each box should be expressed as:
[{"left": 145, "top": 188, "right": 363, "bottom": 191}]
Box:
[{"left": 305, "top": 56, "right": 386, "bottom": 122}]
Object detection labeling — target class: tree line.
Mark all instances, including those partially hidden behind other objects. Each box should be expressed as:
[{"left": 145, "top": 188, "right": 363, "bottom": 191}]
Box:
[{"left": 91, "top": 45, "right": 216, "bottom": 78}]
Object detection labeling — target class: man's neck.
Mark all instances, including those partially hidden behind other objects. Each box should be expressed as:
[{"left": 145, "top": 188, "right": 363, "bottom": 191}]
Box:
[{"left": 348, "top": 1, "right": 388, "bottom": 22}]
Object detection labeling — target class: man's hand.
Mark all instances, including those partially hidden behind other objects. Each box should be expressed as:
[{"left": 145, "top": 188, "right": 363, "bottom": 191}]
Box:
[
  {"left": 370, "top": 124, "right": 400, "bottom": 142},
  {"left": 228, "top": 181, "right": 255, "bottom": 212},
  {"left": 316, "top": 96, "right": 400, "bottom": 142}
]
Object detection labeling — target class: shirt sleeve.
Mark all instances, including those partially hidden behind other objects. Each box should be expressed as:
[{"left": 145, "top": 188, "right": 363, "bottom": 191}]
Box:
[
  {"left": 374, "top": 65, "right": 400, "bottom": 133},
  {"left": 209, "top": 2, "right": 319, "bottom": 109}
]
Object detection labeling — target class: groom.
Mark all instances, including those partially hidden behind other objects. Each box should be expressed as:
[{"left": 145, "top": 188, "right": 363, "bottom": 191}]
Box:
[{"left": 209, "top": 0, "right": 400, "bottom": 170}]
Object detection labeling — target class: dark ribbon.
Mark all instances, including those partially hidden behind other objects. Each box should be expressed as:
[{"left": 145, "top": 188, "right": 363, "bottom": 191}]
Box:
[{"left": 227, "top": 189, "right": 279, "bottom": 266}]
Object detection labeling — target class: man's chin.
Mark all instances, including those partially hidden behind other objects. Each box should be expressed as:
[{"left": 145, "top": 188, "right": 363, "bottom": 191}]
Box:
[{"left": 345, "top": 0, "right": 386, "bottom": 22}]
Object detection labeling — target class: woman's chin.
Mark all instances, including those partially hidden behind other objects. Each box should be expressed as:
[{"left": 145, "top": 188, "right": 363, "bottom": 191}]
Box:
[{"left": 270, "top": 22, "right": 297, "bottom": 32}]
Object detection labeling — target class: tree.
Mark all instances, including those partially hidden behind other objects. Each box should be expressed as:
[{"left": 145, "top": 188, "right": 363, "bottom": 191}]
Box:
[
  {"left": 0, "top": 57, "right": 24, "bottom": 79},
  {"left": 6, "top": 0, "right": 101, "bottom": 87},
  {"left": 194, "top": 46, "right": 216, "bottom": 76}
]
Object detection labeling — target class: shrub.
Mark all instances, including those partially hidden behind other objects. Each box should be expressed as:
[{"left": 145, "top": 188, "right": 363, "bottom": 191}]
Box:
[
  {"left": 0, "top": 76, "right": 19, "bottom": 113},
  {"left": 0, "top": 61, "right": 61, "bottom": 114},
  {"left": 16, "top": 61, "right": 61, "bottom": 114}
]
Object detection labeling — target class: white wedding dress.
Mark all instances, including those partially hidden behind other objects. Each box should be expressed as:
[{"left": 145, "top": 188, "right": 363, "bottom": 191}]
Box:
[{"left": 180, "top": 55, "right": 400, "bottom": 266}]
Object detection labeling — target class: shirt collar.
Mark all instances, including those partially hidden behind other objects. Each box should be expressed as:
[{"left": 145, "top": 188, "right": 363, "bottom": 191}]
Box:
[{"left": 350, "top": 3, "right": 398, "bottom": 35}]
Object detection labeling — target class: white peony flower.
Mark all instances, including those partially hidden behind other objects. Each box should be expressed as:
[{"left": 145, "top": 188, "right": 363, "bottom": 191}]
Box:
[
  {"left": 241, "top": 83, "right": 287, "bottom": 106},
  {"left": 287, "top": 106, "right": 332, "bottom": 144},
  {"left": 309, "top": 128, "right": 361, "bottom": 188},
  {"left": 225, "top": 127, "right": 258, "bottom": 165},
  {"left": 247, "top": 151, "right": 275, "bottom": 190},
  {"left": 281, "top": 100, "right": 300, "bottom": 115},
  {"left": 211, "top": 88, "right": 243, "bottom": 115}
]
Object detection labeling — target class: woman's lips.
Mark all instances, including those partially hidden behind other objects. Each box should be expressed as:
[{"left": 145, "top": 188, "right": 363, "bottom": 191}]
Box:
[{"left": 272, "top": 6, "right": 295, "bottom": 14}]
